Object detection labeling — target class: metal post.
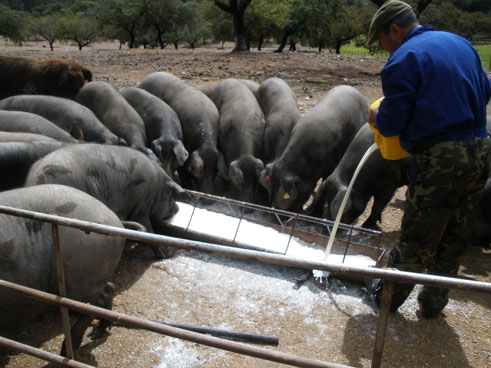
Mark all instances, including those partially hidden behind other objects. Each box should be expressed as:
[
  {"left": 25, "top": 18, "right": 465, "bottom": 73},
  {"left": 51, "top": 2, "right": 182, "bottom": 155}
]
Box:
[
  {"left": 232, "top": 202, "right": 247, "bottom": 243},
  {"left": 371, "top": 281, "right": 394, "bottom": 368},
  {"left": 52, "top": 224, "right": 74, "bottom": 359}
]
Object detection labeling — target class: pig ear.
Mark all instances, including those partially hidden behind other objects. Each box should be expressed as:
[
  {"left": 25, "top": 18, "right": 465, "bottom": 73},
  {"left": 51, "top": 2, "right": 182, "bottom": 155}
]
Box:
[
  {"left": 69, "top": 123, "right": 84, "bottom": 140},
  {"left": 151, "top": 140, "right": 163, "bottom": 161},
  {"left": 82, "top": 68, "right": 92, "bottom": 82},
  {"left": 229, "top": 160, "right": 244, "bottom": 188},
  {"left": 117, "top": 137, "right": 128, "bottom": 146},
  {"left": 173, "top": 141, "right": 189, "bottom": 167},
  {"left": 187, "top": 151, "right": 204, "bottom": 179}
]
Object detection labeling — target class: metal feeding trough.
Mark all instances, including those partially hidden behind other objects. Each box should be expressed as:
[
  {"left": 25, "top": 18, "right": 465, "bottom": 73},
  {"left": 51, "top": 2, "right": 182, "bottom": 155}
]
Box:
[{"left": 158, "top": 189, "right": 392, "bottom": 282}]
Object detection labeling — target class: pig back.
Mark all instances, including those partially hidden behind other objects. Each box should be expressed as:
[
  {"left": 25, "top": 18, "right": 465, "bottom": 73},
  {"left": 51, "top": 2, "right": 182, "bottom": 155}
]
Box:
[{"left": 0, "top": 184, "right": 125, "bottom": 328}]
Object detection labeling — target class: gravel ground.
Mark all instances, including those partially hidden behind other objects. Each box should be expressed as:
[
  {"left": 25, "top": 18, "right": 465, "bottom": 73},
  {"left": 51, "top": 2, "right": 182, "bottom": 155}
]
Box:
[{"left": 0, "top": 40, "right": 490, "bottom": 368}]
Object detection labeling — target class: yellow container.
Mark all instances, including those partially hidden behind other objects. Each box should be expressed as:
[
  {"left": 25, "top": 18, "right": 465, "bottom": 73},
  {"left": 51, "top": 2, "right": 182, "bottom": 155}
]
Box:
[{"left": 369, "top": 97, "right": 411, "bottom": 160}]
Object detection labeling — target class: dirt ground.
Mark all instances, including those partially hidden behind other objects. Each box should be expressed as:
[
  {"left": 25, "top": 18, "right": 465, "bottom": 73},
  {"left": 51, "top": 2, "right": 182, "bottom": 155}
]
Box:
[{"left": 0, "top": 41, "right": 490, "bottom": 368}]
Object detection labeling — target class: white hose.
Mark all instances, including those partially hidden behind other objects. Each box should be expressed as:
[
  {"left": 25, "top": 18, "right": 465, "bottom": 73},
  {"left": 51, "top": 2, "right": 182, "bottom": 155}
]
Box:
[{"left": 323, "top": 143, "right": 378, "bottom": 261}]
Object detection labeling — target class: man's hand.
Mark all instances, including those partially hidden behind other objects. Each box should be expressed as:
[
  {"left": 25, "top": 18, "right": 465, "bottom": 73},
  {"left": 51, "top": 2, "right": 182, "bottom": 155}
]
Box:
[{"left": 368, "top": 107, "right": 378, "bottom": 127}]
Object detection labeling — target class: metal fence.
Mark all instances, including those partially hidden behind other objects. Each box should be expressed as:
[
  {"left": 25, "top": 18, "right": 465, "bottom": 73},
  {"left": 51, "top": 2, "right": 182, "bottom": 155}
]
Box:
[{"left": 0, "top": 204, "right": 489, "bottom": 368}]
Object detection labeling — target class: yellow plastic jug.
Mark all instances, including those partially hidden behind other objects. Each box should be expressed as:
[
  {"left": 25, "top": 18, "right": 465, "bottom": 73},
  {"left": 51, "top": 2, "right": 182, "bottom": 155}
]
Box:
[{"left": 369, "top": 97, "right": 411, "bottom": 160}]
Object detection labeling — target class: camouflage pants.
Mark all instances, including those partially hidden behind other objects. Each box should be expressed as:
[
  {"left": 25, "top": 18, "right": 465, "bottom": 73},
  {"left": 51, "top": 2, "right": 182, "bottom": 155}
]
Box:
[{"left": 388, "top": 137, "right": 491, "bottom": 316}]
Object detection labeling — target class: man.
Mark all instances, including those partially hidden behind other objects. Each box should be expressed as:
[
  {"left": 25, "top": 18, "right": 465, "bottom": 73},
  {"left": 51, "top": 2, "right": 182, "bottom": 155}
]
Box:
[{"left": 367, "top": 0, "right": 491, "bottom": 318}]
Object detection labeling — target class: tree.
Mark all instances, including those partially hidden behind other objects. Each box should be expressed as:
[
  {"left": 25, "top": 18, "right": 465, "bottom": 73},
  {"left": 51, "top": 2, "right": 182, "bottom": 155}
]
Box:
[
  {"left": 142, "top": 0, "right": 179, "bottom": 49},
  {"left": 165, "top": 24, "right": 184, "bottom": 49},
  {"left": 57, "top": 15, "right": 99, "bottom": 50},
  {"left": 301, "top": 0, "right": 344, "bottom": 52},
  {"left": 180, "top": 0, "right": 210, "bottom": 49},
  {"left": 97, "top": 0, "right": 144, "bottom": 48},
  {"left": 213, "top": 0, "right": 253, "bottom": 52},
  {"left": 199, "top": 0, "right": 233, "bottom": 47},
  {"left": 101, "top": 23, "right": 129, "bottom": 49},
  {"left": 273, "top": 0, "right": 309, "bottom": 53},
  {"left": 450, "top": 0, "right": 491, "bottom": 14},
  {"left": 326, "top": 5, "right": 366, "bottom": 53},
  {"left": 369, "top": 0, "right": 433, "bottom": 16},
  {"left": 28, "top": 15, "right": 59, "bottom": 50},
  {"left": 273, "top": 0, "right": 343, "bottom": 53},
  {"left": 0, "top": 4, "right": 26, "bottom": 44},
  {"left": 420, "top": 1, "right": 491, "bottom": 40},
  {"left": 245, "top": 0, "right": 292, "bottom": 50}
]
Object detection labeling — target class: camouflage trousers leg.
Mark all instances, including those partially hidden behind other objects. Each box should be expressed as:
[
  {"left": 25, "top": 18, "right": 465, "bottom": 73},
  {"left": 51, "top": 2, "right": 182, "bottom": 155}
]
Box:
[{"left": 389, "top": 138, "right": 490, "bottom": 315}]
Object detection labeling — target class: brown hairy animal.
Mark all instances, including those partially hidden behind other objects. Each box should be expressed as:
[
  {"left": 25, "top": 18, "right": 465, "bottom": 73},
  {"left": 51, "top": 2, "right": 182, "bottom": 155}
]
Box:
[{"left": 0, "top": 56, "right": 92, "bottom": 100}]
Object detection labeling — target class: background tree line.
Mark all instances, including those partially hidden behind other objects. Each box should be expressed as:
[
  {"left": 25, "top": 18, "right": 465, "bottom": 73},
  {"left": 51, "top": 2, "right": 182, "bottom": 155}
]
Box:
[{"left": 1, "top": 0, "right": 490, "bottom": 53}]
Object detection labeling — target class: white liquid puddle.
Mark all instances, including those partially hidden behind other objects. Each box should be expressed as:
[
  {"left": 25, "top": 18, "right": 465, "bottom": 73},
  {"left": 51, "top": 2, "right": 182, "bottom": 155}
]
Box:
[{"left": 166, "top": 202, "right": 375, "bottom": 268}]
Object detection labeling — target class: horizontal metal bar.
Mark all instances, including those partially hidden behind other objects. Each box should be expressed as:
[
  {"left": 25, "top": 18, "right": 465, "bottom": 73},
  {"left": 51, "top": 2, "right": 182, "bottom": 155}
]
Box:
[
  {"left": 0, "top": 336, "right": 93, "bottom": 368},
  {"left": 183, "top": 189, "right": 381, "bottom": 235},
  {"left": 0, "top": 204, "right": 489, "bottom": 293},
  {"left": 0, "top": 279, "right": 352, "bottom": 368}
]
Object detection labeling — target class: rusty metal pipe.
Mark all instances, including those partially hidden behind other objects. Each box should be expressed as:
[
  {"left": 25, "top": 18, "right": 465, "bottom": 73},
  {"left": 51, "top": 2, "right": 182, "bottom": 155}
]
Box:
[
  {"left": 371, "top": 281, "right": 394, "bottom": 368},
  {"left": 0, "top": 336, "right": 93, "bottom": 368},
  {"left": 0, "top": 205, "right": 490, "bottom": 294},
  {"left": 52, "top": 223, "right": 74, "bottom": 359},
  {"left": 0, "top": 279, "right": 352, "bottom": 368}
]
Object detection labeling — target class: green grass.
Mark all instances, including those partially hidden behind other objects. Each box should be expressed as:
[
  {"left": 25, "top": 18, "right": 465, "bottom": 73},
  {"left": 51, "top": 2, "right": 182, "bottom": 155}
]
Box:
[
  {"left": 341, "top": 43, "right": 491, "bottom": 70},
  {"left": 339, "top": 44, "right": 389, "bottom": 57},
  {"left": 475, "top": 44, "right": 491, "bottom": 70}
]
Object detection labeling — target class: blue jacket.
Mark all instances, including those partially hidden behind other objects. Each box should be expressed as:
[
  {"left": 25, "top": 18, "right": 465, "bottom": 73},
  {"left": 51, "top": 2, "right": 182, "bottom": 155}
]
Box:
[{"left": 375, "top": 26, "right": 491, "bottom": 154}]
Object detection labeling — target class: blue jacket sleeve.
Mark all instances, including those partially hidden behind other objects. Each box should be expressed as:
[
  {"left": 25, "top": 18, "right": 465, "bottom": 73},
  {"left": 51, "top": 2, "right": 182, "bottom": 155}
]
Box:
[{"left": 375, "top": 51, "right": 420, "bottom": 137}]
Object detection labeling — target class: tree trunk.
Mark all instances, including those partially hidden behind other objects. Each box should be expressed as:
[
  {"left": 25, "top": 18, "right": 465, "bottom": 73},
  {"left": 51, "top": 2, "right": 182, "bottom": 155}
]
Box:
[
  {"left": 232, "top": 11, "right": 248, "bottom": 51},
  {"left": 174, "top": 41, "right": 178, "bottom": 49},
  {"left": 49, "top": 40, "right": 54, "bottom": 52},
  {"left": 128, "top": 35, "right": 136, "bottom": 48},
  {"left": 257, "top": 34, "right": 263, "bottom": 51},
  {"left": 214, "top": 0, "right": 252, "bottom": 52},
  {"left": 154, "top": 25, "right": 166, "bottom": 49},
  {"left": 335, "top": 41, "right": 342, "bottom": 54},
  {"left": 275, "top": 33, "right": 289, "bottom": 53},
  {"left": 289, "top": 40, "right": 296, "bottom": 51}
]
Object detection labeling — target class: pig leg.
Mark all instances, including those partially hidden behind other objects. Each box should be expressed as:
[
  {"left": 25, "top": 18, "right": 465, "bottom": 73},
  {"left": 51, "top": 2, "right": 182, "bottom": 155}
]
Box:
[
  {"left": 61, "top": 314, "right": 94, "bottom": 357},
  {"left": 362, "top": 189, "right": 397, "bottom": 229},
  {"left": 60, "top": 283, "right": 115, "bottom": 356},
  {"left": 86, "top": 282, "right": 115, "bottom": 340}
]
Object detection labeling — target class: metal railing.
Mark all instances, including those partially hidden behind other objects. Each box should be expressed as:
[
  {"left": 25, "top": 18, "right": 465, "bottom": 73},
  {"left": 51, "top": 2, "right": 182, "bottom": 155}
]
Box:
[{"left": 0, "top": 204, "right": 490, "bottom": 368}]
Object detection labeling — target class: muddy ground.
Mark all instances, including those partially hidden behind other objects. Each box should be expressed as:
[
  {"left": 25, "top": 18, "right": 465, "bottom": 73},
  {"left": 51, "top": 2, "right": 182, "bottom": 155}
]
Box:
[{"left": 0, "top": 41, "right": 490, "bottom": 368}]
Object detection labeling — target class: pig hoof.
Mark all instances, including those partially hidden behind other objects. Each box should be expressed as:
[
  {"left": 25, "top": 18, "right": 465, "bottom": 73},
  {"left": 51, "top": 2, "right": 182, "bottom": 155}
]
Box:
[{"left": 87, "top": 327, "right": 104, "bottom": 340}]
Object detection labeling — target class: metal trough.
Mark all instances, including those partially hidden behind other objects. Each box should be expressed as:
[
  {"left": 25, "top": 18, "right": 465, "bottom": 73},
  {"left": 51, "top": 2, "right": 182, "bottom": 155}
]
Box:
[{"left": 157, "top": 190, "right": 392, "bottom": 282}]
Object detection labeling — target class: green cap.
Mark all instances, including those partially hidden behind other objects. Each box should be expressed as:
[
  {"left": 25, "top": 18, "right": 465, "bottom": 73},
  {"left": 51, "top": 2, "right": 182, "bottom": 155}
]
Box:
[{"left": 367, "top": 0, "right": 414, "bottom": 44}]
